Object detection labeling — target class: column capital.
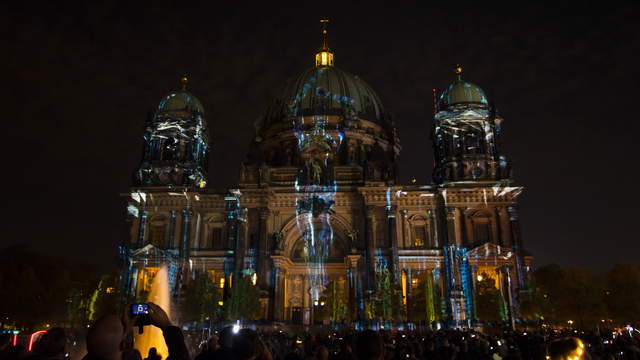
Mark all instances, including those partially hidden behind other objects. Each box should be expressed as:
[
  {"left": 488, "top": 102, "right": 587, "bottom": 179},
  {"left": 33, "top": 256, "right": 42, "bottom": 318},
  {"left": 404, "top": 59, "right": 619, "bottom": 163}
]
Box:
[
  {"left": 346, "top": 254, "right": 361, "bottom": 269},
  {"left": 366, "top": 205, "right": 376, "bottom": 218},
  {"left": 259, "top": 207, "right": 270, "bottom": 219},
  {"left": 271, "top": 255, "right": 291, "bottom": 270}
]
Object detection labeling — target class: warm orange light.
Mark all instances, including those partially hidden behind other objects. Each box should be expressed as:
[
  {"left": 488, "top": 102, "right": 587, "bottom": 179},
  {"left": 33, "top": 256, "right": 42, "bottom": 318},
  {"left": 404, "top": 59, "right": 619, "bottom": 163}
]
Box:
[
  {"left": 219, "top": 277, "right": 225, "bottom": 289},
  {"left": 401, "top": 271, "right": 407, "bottom": 305},
  {"left": 315, "top": 51, "right": 334, "bottom": 67},
  {"left": 218, "top": 300, "right": 224, "bottom": 306},
  {"left": 28, "top": 330, "right": 47, "bottom": 351}
]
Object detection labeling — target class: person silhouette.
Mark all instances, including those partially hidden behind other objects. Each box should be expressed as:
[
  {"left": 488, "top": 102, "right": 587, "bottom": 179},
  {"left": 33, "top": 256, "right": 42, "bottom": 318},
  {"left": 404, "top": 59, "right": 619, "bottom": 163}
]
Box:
[{"left": 144, "top": 347, "right": 161, "bottom": 360}]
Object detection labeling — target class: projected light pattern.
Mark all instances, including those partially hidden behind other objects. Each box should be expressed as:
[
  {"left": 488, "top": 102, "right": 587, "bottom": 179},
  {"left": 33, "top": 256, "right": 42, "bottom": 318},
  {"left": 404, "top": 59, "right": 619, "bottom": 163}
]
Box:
[
  {"left": 117, "top": 23, "right": 532, "bottom": 333},
  {"left": 135, "top": 77, "right": 209, "bottom": 188},
  {"left": 292, "top": 109, "right": 341, "bottom": 316}
]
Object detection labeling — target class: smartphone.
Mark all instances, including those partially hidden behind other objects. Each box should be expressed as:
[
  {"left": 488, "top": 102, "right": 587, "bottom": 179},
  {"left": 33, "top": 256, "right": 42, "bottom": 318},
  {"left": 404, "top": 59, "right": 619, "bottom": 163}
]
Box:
[
  {"left": 131, "top": 304, "right": 149, "bottom": 315},
  {"left": 131, "top": 304, "right": 151, "bottom": 332}
]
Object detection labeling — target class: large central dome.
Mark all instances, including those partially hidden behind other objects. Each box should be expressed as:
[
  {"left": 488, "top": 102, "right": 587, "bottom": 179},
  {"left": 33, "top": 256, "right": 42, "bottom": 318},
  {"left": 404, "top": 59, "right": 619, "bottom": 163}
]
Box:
[{"left": 264, "top": 66, "right": 386, "bottom": 126}]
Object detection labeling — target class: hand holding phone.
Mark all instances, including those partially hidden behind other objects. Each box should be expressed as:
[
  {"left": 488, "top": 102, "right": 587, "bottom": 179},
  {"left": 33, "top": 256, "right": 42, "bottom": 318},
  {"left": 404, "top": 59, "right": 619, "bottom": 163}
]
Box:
[{"left": 130, "top": 304, "right": 152, "bottom": 333}]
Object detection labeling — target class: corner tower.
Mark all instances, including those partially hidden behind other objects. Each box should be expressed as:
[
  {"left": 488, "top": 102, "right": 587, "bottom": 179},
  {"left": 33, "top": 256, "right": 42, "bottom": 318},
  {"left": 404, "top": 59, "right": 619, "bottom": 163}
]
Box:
[
  {"left": 135, "top": 76, "right": 209, "bottom": 187},
  {"left": 432, "top": 66, "right": 512, "bottom": 184}
]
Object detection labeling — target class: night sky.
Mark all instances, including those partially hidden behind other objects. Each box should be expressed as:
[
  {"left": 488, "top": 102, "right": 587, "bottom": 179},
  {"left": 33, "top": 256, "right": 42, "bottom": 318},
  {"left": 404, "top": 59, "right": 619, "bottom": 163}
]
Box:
[{"left": 3, "top": 2, "right": 639, "bottom": 272}]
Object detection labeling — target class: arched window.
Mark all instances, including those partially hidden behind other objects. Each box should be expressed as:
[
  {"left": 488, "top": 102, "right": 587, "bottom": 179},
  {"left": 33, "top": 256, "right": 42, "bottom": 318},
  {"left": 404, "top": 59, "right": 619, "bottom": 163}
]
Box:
[
  {"left": 413, "top": 226, "right": 426, "bottom": 247},
  {"left": 204, "top": 217, "right": 225, "bottom": 250},
  {"left": 409, "top": 215, "right": 430, "bottom": 248},
  {"left": 149, "top": 216, "right": 167, "bottom": 247},
  {"left": 470, "top": 211, "right": 492, "bottom": 245},
  {"left": 211, "top": 227, "right": 224, "bottom": 249},
  {"left": 291, "top": 236, "right": 345, "bottom": 262}
]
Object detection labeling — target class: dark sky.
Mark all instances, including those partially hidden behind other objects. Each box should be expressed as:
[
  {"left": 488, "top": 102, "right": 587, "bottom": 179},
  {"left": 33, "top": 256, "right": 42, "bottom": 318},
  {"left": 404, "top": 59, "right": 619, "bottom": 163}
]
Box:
[{"left": 3, "top": 2, "right": 639, "bottom": 272}]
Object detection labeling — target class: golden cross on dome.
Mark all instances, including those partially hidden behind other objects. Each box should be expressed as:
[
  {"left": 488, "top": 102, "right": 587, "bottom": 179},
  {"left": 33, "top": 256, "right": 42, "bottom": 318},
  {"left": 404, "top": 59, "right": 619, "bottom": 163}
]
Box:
[
  {"left": 179, "top": 74, "right": 189, "bottom": 90},
  {"left": 454, "top": 64, "right": 463, "bottom": 80},
  {"left": 315, "top": 19, "right": 334, "bottom": 67},
  {"left": 320, "top": 19, "right": 329, "bottom": 51}
]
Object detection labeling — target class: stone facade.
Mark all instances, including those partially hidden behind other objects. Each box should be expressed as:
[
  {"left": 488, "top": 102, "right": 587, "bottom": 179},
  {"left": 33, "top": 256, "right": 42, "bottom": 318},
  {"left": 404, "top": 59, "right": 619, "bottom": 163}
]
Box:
[{"left": 121, "top": 33, "right": 531, "bottom": 327}]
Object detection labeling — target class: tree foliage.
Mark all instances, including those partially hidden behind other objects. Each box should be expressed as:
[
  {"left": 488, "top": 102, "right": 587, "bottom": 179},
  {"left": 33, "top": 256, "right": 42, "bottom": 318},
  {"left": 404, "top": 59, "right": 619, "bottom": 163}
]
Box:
[
  {"left": 606, "top": 263, "right": 640, "bottom": 326},
  {"left": 410, "top": 275, "right": 439, "bottom": 323},
  {"left": 475, "top": 273, "right": 506, "bottom": 323},
  {"left": 317, "top": 280, "right": 348, "bottom": 323},
  {"left": 368, "top": 268, "right": 405, "bottom": 322},
  {"left": 224, "top": 276, "right": 261, "bottom": 321},
  {"left": 524, "top": 264, "right": 607, "bottom": 329},
  {"left": 184, "top": 272, "right": 222, "bottom": 322},
  {"left": 0, "top": 246, "right": 101, "bottom": 330}
]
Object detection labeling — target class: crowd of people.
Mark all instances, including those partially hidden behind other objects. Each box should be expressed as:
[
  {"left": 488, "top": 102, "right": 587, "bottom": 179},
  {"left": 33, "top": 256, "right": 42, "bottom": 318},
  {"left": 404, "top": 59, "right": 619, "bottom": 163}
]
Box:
[{"left": 1, "top": 303, "right": 639, "bottom": 360}]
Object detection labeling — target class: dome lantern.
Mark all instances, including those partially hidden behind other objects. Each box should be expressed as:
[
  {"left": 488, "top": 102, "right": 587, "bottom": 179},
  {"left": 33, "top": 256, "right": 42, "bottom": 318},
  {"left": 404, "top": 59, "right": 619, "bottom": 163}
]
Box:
[{"left": 315, "top": 19, "right": 334, "bottom": 67}]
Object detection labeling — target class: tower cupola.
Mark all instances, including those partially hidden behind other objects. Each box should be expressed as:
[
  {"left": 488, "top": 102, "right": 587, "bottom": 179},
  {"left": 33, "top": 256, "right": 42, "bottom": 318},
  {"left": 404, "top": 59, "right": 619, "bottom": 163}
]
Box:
[
  {"left": 437, "top": 65, "right": 489, "bottom": 111},
  {"left": 134, "top": 76, "right": 210, "bottom": 188},
  {"left": 432, "top": 66, "right": 512, "bottom": 184}
]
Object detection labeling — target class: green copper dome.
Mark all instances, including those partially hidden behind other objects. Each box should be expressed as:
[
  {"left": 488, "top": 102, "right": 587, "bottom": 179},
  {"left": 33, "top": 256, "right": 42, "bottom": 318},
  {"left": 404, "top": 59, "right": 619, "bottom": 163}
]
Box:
[
  {"left": 437, "top": 68, "right": 489, "bottom": 111},
  {"left": 157, "top": 91, "right": 205, "bottom": 115},
  {"left": 264, "top": 66, "right": 386, "bottom": 125},
  {"left": 437, "top": 80, "right": 489, "bottom": 110}
]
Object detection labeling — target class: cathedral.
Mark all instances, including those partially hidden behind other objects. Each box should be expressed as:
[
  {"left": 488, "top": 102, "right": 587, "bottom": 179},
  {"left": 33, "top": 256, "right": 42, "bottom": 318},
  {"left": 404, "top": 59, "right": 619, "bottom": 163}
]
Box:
[{"left": 120, "top": 21, "right": 531, "bottom": 328}]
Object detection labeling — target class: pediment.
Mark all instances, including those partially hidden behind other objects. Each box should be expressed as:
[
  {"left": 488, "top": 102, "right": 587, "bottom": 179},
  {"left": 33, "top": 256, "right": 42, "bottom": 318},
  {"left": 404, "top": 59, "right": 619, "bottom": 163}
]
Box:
[
  {"left": 129, "top": 244, "right": 179, "bottom": 259},
  {"left": 466, "top": 242, "right": 513, "bottom": 260}
]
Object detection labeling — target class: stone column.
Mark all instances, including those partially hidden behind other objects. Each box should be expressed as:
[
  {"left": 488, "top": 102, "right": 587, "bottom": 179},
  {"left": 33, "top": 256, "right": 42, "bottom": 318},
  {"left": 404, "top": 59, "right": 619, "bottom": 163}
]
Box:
[
  {"left": 347, "top": 255, "right": 361, "bottom": 321},
  {"left": 401, "top": 210, "right": 409, "bottom": 248},
  {"left": 470, "top": 265, "right": 478, "bottom": 321},
  {"left": 387, "top": 206, "right": 400, "bottom": 282},
  {"left": 446, "top": 207, "right": 457, "bottom": 246},
  {"left": 453, "top": 208, "right": 463, "bottom": 247},
  {"left": 500, "top": 265, "right": 516, "bottom": 330},
  {"left": 257, "top": 208, "right": 269, "bottom": 288},
  {"left": 406, "top": 268, "right": 413, "bottom": 322},
  {"left": 303, "top": 275, "right": 310, "bottom": 325},
  {"left": 235, "top": 208, "right": 248, "bottom": 277},
  {"left": 498, "top": 207, "right": 511, "bottom": 247},
  {"left": 508, "top": 206, "right": 526, "bottom": 287},
  {"left": 270, "top": 256, "right": 288, "bottom": 321},
  {"left": 428, "top": 209, "right": 438, "bottom": 247},
  {"left": 179, "top": 209, "right": 193, "bottom": 260},
  {"left": 273, "top": 267, "right": 285, "bottom": 321},
  {"left": 137, "top": 210, "right": 148, "bottom": 247},
  {"left": 166, "top": 210, "right": 177, "bottom": 248},
  {"left": 364, "top": 206, "right": 377, "bottom": 290}
]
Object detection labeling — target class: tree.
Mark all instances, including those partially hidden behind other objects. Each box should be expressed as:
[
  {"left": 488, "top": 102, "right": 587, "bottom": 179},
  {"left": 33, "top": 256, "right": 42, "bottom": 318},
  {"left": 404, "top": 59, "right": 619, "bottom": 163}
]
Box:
[
  {"left": 560, "top": 267, "right": 606, "bottom": 329},
  {"left": 318, "top": 280, "right": 348, "bottom": 323},
  {"left": 0, "top": 246, "right": 101, "bottom": 330},
  {"left": 184, "top": 272, "right": 222, "bottom": 322},
  {"left": 475, "top": 273, "right": 506, "bottom": 323},
  {"left": 224, "top": 276, "right": 261, "bottom": 321},
  {"left": 369, "top": 268, "right": 405, "bottom": 322},
  {"left": 531, "top": 264, "right": 607, "bottom": 329},
  {"left": 531, "top": 264, "right": 564, "bottom": 325},
  {"left": 607, "top": 262, "right": 640, "bottom": 326},
  {"left": 410, "top": 275, "right": 439, "bottom": 324},
  {"left": 518, "top": 277, "right": 548, "bottom": 324}
]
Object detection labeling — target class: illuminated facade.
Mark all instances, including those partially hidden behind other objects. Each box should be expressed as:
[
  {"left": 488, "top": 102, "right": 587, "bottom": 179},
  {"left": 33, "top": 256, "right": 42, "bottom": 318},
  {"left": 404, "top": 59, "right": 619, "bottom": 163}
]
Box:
[{"left": 121, "top": 21, "right": 531, "bottom": 328}]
